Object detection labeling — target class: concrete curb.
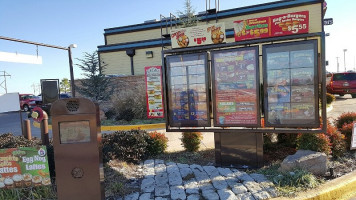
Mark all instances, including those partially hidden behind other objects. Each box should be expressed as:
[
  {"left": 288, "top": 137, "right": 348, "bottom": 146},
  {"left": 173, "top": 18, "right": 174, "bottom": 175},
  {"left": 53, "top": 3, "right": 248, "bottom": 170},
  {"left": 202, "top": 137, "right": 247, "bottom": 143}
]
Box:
[
  {"left": 273, "top": 170, "right": 356, "bottom": 200},
  {"left": 33, "top": 121, "right": 165, "bottom": 131}
]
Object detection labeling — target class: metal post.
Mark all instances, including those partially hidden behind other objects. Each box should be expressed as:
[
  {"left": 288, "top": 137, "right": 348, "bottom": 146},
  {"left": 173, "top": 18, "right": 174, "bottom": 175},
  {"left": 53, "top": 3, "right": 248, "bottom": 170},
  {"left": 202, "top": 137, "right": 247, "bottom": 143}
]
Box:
[
  {"left": 68, "top": 47, "right": 75, "bottom": 97},
  {"left": 23, "top": 119, "right": 32, "bottom": 140},
  {"left": 336, "top": 57, "right": 339, "bottom": 72},
  {"left": 343, "top": 49, "right": 347, "bottom": 72},
  {"left": 41, "top": 111, "right": 49, "bottom": 145}
]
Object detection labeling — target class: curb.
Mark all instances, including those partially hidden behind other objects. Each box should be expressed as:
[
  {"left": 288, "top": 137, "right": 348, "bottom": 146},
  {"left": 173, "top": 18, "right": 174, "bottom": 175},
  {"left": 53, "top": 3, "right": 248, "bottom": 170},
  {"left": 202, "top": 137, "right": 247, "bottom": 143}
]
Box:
[
  {"left": 33, "top": 121, "right": 166, "bottom": 131},
  {"left": 273, "top": 170, "right": 356, "bottom": 200}
]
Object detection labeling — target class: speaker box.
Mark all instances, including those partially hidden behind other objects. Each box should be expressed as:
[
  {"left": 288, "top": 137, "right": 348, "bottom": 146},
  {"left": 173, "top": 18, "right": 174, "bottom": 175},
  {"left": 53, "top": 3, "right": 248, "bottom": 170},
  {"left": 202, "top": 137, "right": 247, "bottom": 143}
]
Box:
[{"left": 41, "top": 80, "right": 59, "bottom": 104}]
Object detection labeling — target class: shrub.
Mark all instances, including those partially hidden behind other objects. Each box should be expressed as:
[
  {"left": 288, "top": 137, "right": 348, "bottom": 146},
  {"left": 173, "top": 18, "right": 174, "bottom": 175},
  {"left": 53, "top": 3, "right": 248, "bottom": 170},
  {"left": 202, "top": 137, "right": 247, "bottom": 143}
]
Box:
[
  {"left": 102, "top": 130, "right": 150, "bottom": 163},
  {"left": 326, "top": 93, "right": 336, "bottom": 104},
  {"left": 147, "top": 131, "right": 168, "bottom": 156},
  {"left": 116, "top": 108, "right": 135, "bottom": 121},
  {"left": 105, "top": 109, "right": 117, "bottom": 120},
  {"left": 325, "top": 120, "right": 346, "bottom": 158},
  {"left": 277, "top": 133, "right": 298, "bottom": 148},
  {"left": 340, "top": 123, "right": 353, "bottom": 150},
  {"left": 181, "top": 132, "right": 203, "bottom": 152},
  {"left": 296, "top": 133, "right": 331, "bottom": 155},
  {"left": 335, "top": 112, "right": 356, "bottom": 129}
]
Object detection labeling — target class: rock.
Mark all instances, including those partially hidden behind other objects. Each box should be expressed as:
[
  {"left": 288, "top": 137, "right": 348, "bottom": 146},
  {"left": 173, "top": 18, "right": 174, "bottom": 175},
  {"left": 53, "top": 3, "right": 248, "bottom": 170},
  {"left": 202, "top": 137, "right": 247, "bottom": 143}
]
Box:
[
  {"left": 170, "top": 185, "right": 186, "bottom": 200},
  {"left": 202, "top": 189, "right": 219, "bottom": 200},
  {"left": 125, "top": 192, "right": 139, "bottom": 200},
  {"left": 231, "top": 183, "right": 248, "bottom": 195},
  {"left": 141, "top": 178, "right": 155, "bottom": 193},
  {"left": 279, "top": 150, "right": 327, "bottom": 175}
]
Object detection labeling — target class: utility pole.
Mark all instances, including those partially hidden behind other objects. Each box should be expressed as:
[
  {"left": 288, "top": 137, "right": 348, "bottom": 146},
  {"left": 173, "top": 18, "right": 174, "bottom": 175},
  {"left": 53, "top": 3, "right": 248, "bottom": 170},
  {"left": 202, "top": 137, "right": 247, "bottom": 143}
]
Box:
[
  {"left": 336, "top": 57, "right": 339, "bottom": 72},
  {"left": 0, "top": 71, "right": 11, "bottom": 93}
]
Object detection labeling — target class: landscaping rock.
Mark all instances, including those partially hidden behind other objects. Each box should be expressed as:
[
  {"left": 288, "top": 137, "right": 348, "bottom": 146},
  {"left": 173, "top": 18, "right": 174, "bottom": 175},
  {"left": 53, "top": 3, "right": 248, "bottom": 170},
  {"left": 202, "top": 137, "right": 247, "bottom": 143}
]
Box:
[{"left": 279, "top": 150, "right": 327, "bottom": 175}]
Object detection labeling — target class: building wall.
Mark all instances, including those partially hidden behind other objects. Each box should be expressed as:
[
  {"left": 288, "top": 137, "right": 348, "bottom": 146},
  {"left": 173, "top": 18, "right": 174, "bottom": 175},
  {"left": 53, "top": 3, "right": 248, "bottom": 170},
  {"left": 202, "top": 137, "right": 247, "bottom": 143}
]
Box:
[{"left": 100, "top": 3, "right": 322, "bottom": 76}]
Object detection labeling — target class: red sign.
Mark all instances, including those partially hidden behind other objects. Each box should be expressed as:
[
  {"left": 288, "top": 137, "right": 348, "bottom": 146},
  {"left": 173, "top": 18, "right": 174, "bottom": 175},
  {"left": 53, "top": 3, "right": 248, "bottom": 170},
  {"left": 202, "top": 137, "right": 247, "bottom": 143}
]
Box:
[
  {"left": 234, "top": 11, "right": 309, "bottom": 41},
  {"left": 145, "top": 66, "right": 164, "bottom": 118}
]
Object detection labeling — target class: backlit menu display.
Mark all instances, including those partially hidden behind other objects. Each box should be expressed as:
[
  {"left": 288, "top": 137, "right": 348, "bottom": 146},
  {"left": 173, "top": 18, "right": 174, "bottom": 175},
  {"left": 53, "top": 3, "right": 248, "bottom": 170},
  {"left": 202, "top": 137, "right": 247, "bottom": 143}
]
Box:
[
  {"left": 166, "top": 53, "right": 210, "bottom": 127},
  {"left": 211, "top": 47, "right": 260, "bottom": 126},
  {"left": 263, "top": 40, "right": 319, "bottom": 127}
]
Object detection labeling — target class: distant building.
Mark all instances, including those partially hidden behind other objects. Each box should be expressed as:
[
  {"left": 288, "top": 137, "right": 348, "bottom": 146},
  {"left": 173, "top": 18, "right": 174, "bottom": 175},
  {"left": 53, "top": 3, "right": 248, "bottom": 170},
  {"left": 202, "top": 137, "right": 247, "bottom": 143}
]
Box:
[{"left": 98, "top": 0, "right": 323, "bottom": 76}]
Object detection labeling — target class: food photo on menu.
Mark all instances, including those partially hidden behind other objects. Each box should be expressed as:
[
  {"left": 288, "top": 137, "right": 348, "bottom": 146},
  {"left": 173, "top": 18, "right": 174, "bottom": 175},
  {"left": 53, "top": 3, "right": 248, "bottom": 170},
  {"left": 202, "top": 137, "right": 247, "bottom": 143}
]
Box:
[
  {"left": 291, "top": 68, "right": 314, "bottom": 85},
  {"left": 266, "top": 51, "right": 289, "bottom": 69},
  {"left": 290, "top": 49, "right": 314, "bottom": 68}
]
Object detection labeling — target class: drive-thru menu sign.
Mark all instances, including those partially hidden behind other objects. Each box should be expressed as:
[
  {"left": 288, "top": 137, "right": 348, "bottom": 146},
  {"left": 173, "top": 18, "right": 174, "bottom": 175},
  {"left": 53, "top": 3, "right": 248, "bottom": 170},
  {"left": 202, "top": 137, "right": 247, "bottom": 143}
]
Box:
[{"left": 211, "top": 47, "right": 260, "bottom": 127}]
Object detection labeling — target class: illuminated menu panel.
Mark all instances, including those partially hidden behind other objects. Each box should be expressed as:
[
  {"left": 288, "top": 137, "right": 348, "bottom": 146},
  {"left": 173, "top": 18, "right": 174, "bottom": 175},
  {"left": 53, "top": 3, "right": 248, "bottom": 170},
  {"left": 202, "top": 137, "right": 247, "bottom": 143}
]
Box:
[
  {"left": 166, "top": 53, "right": 210, "bottom": 127},
  {"left": 211, "top": 47, "right": 260, "bottom": 127},
  {"left": 263, "top": 40, "right": 319, "bottom": 127}
]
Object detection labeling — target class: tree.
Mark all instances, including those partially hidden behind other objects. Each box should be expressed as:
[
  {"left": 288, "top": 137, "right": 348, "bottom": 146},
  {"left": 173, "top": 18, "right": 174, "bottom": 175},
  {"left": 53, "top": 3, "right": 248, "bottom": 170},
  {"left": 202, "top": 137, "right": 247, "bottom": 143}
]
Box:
[
  {"left": 60, "top": 78, "right": 70, "bottom": 93},
  {"left": 177, "top": 0, "right": 199, "bottom": 28},
  {"left": 75, "top": 51, "right": 112, "bottom": 103}
]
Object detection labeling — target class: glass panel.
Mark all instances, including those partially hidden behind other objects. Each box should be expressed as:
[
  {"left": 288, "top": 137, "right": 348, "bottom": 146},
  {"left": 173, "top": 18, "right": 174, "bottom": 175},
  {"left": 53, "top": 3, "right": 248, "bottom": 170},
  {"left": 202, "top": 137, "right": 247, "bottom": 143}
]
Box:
[{"left": 59, "top": 121, "right": 91, "bottom": 144}]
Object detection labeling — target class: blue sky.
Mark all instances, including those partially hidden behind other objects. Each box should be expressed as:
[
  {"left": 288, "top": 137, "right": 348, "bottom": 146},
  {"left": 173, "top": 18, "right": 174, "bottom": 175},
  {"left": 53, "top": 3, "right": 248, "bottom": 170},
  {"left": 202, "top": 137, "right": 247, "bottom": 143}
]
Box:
[{"left": 0, "top": 0, "right": 354, "bottom": 94}]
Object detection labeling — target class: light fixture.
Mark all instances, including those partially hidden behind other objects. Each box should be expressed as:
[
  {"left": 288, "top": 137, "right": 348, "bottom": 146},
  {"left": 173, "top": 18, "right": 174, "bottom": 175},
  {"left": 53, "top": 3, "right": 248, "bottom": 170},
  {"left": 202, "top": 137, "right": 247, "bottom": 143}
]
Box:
[{"left": 146, "top": 51, "right": 153, "bottom": 58}]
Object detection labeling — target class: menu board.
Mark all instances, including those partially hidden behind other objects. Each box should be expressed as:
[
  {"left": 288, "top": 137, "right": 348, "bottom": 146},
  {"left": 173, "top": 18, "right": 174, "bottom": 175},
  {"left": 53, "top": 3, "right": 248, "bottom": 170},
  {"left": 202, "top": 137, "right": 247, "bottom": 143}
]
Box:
[
  {"left": 145, "top": 66, "right": 164, "bottom": 118},
  {"left": 212, "top": 47, "right": 260, "bottom": 126},
  {"left": 0, "top": 146, "right": 51, "bottom": 189},
  {"left": 263, "top": 40, "right": 318, "bottom": 127},
  {"left": 59, "top": 121, "right": 91, "bottom": 144},
  {"left": 166, "top": 53, "right": 210, "bottom": 127}
]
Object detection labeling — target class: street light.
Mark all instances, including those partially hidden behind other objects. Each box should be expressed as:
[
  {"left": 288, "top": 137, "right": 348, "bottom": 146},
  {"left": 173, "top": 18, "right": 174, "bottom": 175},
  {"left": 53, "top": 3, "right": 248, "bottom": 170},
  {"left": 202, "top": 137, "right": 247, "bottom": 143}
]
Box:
[
  {"left": 68, "top": 44, "right": 77, "bottom": 97},
  {"left": 343, "top": 49, "right": 347, "bottom": 72}
]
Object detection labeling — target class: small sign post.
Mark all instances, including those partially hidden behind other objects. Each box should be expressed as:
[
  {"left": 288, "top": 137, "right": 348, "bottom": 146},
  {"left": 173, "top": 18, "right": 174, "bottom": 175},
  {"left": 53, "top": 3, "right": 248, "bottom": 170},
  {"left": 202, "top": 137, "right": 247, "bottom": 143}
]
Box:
[{"left": 351, "top": 121, "right": 356, "bottom": 150}]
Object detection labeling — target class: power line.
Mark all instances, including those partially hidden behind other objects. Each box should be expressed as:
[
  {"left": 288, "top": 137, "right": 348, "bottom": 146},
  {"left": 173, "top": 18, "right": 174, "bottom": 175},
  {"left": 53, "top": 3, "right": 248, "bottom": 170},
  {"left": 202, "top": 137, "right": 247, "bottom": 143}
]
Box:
[{"left": 0, "top": 70, "right": 11, "bottom": 93}]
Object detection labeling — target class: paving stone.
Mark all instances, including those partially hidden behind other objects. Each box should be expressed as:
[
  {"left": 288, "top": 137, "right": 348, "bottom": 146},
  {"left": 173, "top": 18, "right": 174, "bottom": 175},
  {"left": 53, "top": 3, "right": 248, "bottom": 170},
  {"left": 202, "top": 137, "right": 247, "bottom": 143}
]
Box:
[
  {"left": 170, "top": 185, "right": 186, "bottom": 200},
  {"left": 217, "top": 189, "right": 238, "bottom": 200},
  {"left": 125, "top": 192, "right": 139, "bottom": 200},
  {"left": 217, "top": 167, "right": 234, "bottom": 177},
  {"left": 191, "top": 167, "right": 210, "bottom": 183},
  {"left": 177, "top": 163, "right": 190, "bottom": 169},
  {"left": 243, "top": 181, "right": 263, "bottom": 194},
  {"left": 155, "top": 172, "right": 168, "bottom": 185},
  {"left": 139, "top": 193, "right": 153, "bottom": 200},
  {"left": 211, "top": 175, "right": 228, "bottom": 190},
  {"left": 167, "top": 163, "right": 180, "bottom": 174},
  {"left": 168, "top": 171, "right": 183, "bottom": 186},
  {"left": 225, "top": 176, "right": 240, "bottom": 188},
  {"left": 190, "top": 164, "right": 204, "bottom": 171},
  {"left": 155, "top": 197, "right": 168, "bottom": 200},
  {"left": 203, "top": 166, "right": 220, "bottom": 178},
  {"left": 187, "top": 194, "right": 200, "bottom": 200},
  {"left": 144, "top": 160, "right": 155, "bottom": 178},
  {"left": 141, "top": 178, "right": 155, "bottom": 193},
  {"left": 234, "top": 171, "right": 254, "bottom": 182},
  {"left": 155, "top": 164, "right": 167, "bottom": 174},
  {"left": 184, "top": 179, "right": 199, "bottom": 194},
  {"left": 155, "top": 184, "right": 170, "bottom": 197},
  {"left": 236, "top": 192, "right": 256, "bottom": 200},
  {"left": 155, "top": 159, "right": 165, "bottom": 165},
  {"left": 249, "top": 173, "right": 268, "bottom": 183},
  {"left": 202, "top": 189, "right": 219, "bottom": 200},
  {"left": 252, "top": 191, "right": 271, "bottom": 200},
  {"left": 179, "top": 167, "right": 194, "bottom": 179},
  {"left": 198, "top": 181, "right": 214, "bottom": 191},
  {"left": 264, "top": 186, "right": 278, "bottom": 198},
  {"left": 231, "top": 183, "right": 248, "bottom": 195}
]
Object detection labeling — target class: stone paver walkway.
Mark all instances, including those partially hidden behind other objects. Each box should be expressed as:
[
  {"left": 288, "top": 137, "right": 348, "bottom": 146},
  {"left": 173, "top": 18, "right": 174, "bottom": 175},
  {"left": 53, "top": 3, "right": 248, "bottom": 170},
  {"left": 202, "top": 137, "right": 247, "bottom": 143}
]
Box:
[{"left": 122, "top": 159, "right": 278, "bottom": 200}]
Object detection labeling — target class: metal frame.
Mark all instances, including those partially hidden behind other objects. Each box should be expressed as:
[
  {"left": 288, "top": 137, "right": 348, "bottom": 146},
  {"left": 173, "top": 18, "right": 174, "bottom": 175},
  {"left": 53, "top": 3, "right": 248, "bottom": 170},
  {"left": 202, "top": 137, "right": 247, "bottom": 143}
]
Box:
[
  {"left": 165, "top": 52, "right": 211, "bottom": 127},
  {"left": 162, "top": 32, "right": 327, "bottom": 134},
  {"left": 351, "top": 121, "right": 356, "bottom": 150},
  {"left": 262, "top": 40, "right": 320, "bottom": 128},
  {"left": 211, "top": 46, "right": 261, "bottom": 127}
]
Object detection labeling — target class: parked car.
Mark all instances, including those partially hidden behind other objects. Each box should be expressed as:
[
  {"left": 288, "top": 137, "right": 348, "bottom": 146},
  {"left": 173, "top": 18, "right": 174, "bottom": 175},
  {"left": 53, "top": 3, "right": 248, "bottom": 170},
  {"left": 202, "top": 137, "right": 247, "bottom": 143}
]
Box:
[
  {"left": 326, "top": 72, "right": 356, "bottom": 98},
  {"left": 60, "top": 93, "right": 71, "bottom": 99},
  {"left": 19, "top": 94, "right": 42, "bottom": 112}
]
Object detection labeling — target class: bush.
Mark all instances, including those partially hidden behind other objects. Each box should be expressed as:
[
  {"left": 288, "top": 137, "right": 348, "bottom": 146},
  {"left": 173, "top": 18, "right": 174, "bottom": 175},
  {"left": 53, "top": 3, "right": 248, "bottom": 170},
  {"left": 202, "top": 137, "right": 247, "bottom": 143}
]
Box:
[
  {"left": 102, "top": 130, "right": 150, "bottom": 163},
  {"left": 325, "top": 120, "right": 347, "bottom": 158},
  {"left": 181, "top": 132, "right": 203, "bottom": 152},
  {"left": 296, "top": 133, "right": 331, "bottom": 155},
  {"left": 105, "top": 109, "right": 117, "bottom": 120},
  {"left": 117, "top": 108, "right": 135, "bottom": 121},
  {"left": 340, "top": 123, "right": 353, "bottom": 150},
  {"left": 326, "top": 93, "right": 336, "bottom": 104},
  {"left": 335, "top": 112, "right": 356, "bottom": 129},
  {"left": 147, "top": 131, "right": 168, "bottom": 156},
  {"left": 277, "top": 133, "right": 298, "bottom": 148}
]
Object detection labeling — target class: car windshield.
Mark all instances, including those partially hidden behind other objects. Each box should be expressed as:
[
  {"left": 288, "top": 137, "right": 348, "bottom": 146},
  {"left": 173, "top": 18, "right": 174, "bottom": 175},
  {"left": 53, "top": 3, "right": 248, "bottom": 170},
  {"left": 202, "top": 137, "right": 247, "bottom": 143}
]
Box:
[{"left": 333, "top": 73, "right": 356, "bottom": 81}]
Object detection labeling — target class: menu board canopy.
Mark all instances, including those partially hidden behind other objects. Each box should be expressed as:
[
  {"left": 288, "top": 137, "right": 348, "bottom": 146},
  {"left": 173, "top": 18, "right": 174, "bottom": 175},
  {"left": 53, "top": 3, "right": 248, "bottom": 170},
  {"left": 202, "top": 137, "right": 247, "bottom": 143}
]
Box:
[
  {"left": 263, "top": 40, "right": 319, "bottom": 128},
  {"left": 166, "top": 53, "right": 210, "bottom": 127},
  {"left": 170, "top": 23, "right": 226, "bottom": 49},
  {"left": 234, "top": 11, "right": 309, "bottom": 41},
  {"left": 211, "top": 47, "right": 260, "bottom": 127},
  {"left": 145, "top": 66, "right": 164, "bottom": 118}
]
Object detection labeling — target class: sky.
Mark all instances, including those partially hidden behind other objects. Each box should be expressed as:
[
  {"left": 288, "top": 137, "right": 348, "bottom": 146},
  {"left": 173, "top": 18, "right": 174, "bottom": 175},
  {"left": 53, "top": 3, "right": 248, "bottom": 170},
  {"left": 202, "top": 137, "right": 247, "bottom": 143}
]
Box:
[{"left": 0, "top": 0, "right": 354, "bottom": 95}]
